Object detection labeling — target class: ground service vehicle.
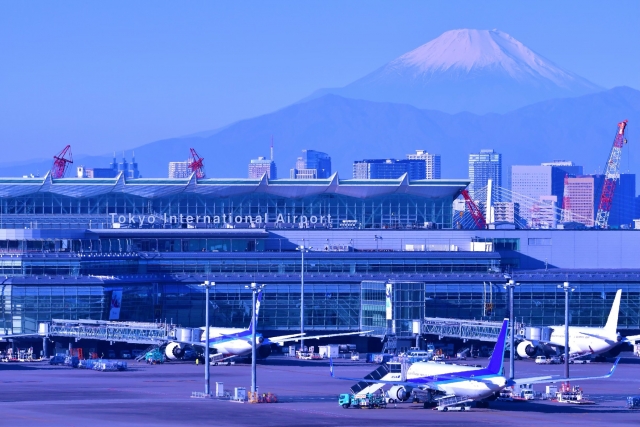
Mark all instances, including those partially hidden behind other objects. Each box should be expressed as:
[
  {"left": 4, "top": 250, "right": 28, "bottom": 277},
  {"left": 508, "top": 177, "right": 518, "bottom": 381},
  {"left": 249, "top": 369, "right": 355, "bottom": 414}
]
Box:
[{"left": 339, "top": 393, "right": 387, "bottom": 409}]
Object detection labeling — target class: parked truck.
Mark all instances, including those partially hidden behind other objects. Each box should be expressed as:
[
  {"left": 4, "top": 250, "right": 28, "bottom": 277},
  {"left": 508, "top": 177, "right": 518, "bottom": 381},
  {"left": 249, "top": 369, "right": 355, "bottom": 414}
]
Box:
[{"left": 339, "top": 393, "right": 387, "bottom": 409}]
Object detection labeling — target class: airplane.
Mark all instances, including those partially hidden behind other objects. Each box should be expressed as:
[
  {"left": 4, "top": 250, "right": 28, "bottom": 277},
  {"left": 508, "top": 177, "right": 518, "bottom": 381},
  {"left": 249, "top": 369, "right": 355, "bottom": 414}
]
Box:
[
  {"left": 165, "top": 290, "right": 370, "bottom": 361},
  {"left": 330, "top": 318, "right": 620, "bottom": 408},
  {"left": 517, "top": 289, "right": 640, "bottom": 360}
]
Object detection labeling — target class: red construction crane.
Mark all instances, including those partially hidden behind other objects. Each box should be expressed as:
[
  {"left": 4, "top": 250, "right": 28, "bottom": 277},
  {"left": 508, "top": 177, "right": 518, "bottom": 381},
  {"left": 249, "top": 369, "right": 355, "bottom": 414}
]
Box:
[
  {"left": 461, "top": 189, "right": 486, "bottom": 229},
  {"left": 188, "top": 148, "right": 205, "bottom": 179},
  {"left": 595, "top": 120, "right": 628, "bottom": 228},
  {"left": 51, "top": 145, "right": 73, "bottom": 179}
]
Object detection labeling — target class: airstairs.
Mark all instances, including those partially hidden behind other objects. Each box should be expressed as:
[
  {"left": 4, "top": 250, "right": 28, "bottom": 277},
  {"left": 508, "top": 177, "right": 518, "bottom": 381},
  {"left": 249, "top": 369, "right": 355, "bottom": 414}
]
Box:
[
  {"left": 436, "top": 395, "right": 473, "bottom": 410},
  {"left": 350, "top": 364, "right": 390, "bottom": 395}
]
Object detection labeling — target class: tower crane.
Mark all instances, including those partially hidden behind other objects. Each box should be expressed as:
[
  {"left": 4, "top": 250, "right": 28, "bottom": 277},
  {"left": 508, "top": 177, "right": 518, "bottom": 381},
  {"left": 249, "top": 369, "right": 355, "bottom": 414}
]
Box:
[
  {"left": 461, "top": 189, "right": 486, "bottom": 229},
  {"left": 595, "top": 120, "right": 628, "bottom": 228},
  {"left": 51, "top": 145, "right": 73, "bottom": 179},
  {"left": 188, "top": 148, "right": 205, "bottom": 179}
]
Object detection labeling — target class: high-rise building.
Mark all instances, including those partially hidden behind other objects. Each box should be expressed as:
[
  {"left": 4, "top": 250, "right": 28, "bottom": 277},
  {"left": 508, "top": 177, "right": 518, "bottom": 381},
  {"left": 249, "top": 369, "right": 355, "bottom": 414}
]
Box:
[
  {"left": 169, "top": 161, "right": 191, "bottom": 178},
  {"left": 468, "top": 149, "right": 501, "bottom": 199},
  {"left": 592, "top": 173, "right": 636, "bottom": 227},
  {"left": 248, "top": 156, "right": 277, "bottom": 179},
  {"left": 511, "top": 161, "right": 582, "bottom": 226},
  {"left": 290, "top": 150, "right": 331, "bottom": 179},
  {"left": 352, "top": 159, "right": 426, "bottom": 180},
  {"left": 564, "top": 176, "right": 595, "bottom": 227},
  {"left": 406, "top": 150, "right": 441, "bottom": 179}
]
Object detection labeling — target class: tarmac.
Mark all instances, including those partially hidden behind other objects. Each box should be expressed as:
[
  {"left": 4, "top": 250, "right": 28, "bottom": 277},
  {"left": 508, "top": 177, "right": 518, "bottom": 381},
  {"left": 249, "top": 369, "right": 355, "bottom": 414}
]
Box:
[{"left": 1, "top": 354, "right": 640, "bottom": 427}]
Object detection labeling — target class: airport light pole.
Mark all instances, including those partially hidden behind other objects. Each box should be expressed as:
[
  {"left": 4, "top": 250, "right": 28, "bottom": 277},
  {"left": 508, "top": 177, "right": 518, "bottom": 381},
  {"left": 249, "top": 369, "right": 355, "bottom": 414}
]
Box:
[
  {"left": 504, "top": 278, "right": 518, "bottom": 381},
  {"left": 296, "top": 241, "right": 311, "bottom": 351},
  {"left": 558, "top": 281, "right": 575, "bottom": 378},
  {"left": 246, "top": 282, "right": 264, "bottom": 395},
  {"left": 201, "top": 280, "right": 215, "bottom": 396}
]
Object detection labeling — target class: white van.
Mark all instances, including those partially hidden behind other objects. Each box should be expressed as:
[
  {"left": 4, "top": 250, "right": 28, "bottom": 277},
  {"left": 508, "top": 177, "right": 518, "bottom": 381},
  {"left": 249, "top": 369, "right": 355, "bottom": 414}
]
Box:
[{"left": 535, "top": 356, "right": 547, "bottom": 364}]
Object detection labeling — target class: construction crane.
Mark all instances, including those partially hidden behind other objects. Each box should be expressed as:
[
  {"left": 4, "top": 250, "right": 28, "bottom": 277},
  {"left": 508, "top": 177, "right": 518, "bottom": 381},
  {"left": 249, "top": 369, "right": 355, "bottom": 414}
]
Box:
[
  {"left": 595, "top": 120, "right": 628, "bottom": 228},
  {"left": 461, "top": 189, "right": 486, "bottom": 229},
  {"left": 188, "top": 148, "right": 205, "bottom": 179},
  {"left": 51, "top": 145, "right": 73, "bottom": 179}
]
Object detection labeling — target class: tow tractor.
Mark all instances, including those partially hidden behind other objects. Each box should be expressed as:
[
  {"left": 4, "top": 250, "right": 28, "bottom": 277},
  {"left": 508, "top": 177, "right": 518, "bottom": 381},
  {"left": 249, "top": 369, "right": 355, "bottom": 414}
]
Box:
[{"left": 339, "top": 393, "right": 387, "bottom": 409}]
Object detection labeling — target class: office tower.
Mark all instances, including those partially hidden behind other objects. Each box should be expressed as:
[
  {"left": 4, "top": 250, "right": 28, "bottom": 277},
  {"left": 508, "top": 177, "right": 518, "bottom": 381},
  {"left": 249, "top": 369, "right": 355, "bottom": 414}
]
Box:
[
  {"left": 352, "top": 159, "right": 427, "bottom": 180},
  {"left": 406, "top": 150, "right": 441, "bottom": 179},
  {"left": 290, "top": 150, "right": 331, "bottom": 179},
  {"left": 592, "top": 173, "right": 636, "bottom": 227},
  {"left": 540, "top": 160, "right": 583, "bottom": 176},
  {"left": 169, "top": 161, "right": 191, "bottom": 178},
  {"left": 563, "top": 176, "right": 595, "bottom": 227},
  {"left": 248, "top": 156, "right": 277, "bottom": 179},
  {"left": 468, "top": 149, "right": 501, "bottom": 199},
  {"left": 511, "top": 161, "right": 582, "bottom": 226}
]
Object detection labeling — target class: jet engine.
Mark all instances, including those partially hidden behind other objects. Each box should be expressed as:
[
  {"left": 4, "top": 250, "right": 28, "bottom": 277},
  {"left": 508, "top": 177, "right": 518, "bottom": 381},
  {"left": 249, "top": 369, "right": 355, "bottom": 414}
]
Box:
[
  {"left": 258, "top": 344, "right": 272, "bottom": 359},
  {"left": 517, "top": 341, "right": 538, "bottom": 358},
  {"left": 387, "top": 385, "right": 411, "bottom": 402},
  {"left": 164, "top": 342, "right": 184, "bottom": 360}
]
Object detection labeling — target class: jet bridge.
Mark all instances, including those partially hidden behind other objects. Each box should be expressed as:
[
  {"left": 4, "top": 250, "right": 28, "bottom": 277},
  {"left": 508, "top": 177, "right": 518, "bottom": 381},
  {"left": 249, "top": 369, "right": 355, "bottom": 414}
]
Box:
[
  {"left": 421, "top": 317, "right": 520, "bottom": 348},
  {"left": 43, "top": 319, "right": 175, "bottom": 344}
]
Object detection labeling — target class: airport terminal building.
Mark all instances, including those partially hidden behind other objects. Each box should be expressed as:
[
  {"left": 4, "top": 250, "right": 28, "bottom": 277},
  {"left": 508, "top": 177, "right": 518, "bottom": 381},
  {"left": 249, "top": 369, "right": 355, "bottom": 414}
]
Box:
[{"left": 1, "top": 173, "right": 639, "bottom": 342}]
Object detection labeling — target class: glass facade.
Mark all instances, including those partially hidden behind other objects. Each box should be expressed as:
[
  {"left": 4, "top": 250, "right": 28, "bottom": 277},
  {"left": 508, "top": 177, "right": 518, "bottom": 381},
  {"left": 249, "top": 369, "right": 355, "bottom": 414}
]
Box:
[{"left": 0, "top": 189, "right": 458, "bottom": 229}]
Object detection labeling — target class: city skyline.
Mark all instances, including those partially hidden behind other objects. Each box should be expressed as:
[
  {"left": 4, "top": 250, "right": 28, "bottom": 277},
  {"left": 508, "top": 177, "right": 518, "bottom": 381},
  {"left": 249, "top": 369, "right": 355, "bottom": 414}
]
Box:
[{"left": 1, "top": 2, "right": 639, "bottom": 167}]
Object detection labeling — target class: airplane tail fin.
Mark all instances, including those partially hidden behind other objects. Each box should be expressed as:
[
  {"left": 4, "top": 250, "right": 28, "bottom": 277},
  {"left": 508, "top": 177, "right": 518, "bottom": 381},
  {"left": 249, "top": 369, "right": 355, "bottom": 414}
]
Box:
[
  {"left": 604, "top": 289, "right": 622, "bottom": 334},
  {"left": 486, "top": 319, "right": 509, "bottom": 375},
  {"left": 247, "top": 290, "right": 264, "bottom": 334}
]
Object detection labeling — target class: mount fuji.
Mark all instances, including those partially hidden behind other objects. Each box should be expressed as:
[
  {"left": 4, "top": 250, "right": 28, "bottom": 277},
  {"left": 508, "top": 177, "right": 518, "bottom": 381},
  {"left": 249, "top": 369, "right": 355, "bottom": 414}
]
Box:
[{"left": 308, "top": 29, "right": 603, "bottom": 114}]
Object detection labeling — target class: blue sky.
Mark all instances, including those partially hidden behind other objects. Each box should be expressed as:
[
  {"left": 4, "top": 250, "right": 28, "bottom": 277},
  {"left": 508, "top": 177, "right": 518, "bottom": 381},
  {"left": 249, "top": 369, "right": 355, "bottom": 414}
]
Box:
[{"left": 1, "top": 1, "right": 639, "bottom": 162}]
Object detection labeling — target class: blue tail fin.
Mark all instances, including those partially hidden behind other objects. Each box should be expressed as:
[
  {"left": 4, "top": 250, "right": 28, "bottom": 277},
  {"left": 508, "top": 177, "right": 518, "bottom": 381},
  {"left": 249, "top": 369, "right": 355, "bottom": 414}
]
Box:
[
  {"left": 486, "top": 319, "right": 509, "bottom": 375},
  {"left": 247, "top": 290, "right": 263, "bottom": 333}
]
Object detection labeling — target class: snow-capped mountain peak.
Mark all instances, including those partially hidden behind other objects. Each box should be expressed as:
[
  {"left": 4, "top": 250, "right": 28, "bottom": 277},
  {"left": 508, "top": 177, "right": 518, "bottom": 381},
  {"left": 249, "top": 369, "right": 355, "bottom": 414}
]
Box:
[
  {"left": 387, "top": 29, "right": 579, "bottom": 86},
  {"left": 309, "top": 29, "right": 603, "bottom": 114}
]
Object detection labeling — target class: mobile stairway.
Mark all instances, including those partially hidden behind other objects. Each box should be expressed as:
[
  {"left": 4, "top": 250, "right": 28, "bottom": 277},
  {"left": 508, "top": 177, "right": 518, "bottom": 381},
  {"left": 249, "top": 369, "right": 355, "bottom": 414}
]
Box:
[
  {"left": 435, "top": 395, "right": 473, "bottom": 411},
  {"left": 350, "top": 361, "right": 406, "bottom": 400}
]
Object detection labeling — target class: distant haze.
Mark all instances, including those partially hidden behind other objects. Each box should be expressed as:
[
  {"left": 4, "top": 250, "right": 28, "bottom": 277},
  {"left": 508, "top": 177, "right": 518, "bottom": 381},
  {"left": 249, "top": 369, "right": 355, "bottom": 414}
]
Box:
[
  {"left": 305, "top": 29, "right": 602, "bottom": 114},
  {"left": 3, "top": 87, "right": 637, "bottom": 183}
]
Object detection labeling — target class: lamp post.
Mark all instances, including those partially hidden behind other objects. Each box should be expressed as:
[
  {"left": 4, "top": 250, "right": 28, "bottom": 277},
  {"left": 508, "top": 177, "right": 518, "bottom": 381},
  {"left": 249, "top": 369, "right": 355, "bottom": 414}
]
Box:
[
  {"left": 558, "top": 281, "right": 574, "bottom": 378},
  {"left": 296, "top": 241, "right": 311, "bottom": 351},
  {"left": 200, "top": 280, "right": 215, "bottom": 396},
  {"left": 246, "top": 282, "right": 264, "bottom": 394},
  {"left": 504, "top": 277, "right": 518, "bottom": 381}
]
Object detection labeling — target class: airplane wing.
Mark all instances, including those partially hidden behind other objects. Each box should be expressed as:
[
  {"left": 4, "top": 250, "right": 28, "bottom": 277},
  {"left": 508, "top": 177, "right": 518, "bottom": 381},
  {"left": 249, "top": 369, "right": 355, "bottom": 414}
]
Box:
[
  {"left": 508, "top": 357, "right": 620, "bottom": 387},
  {"left": 263, "top": 330, "right": 373, "bottom": 346},
  {"left": 623, "top": 334, "right": 640, "bottom": 344}
]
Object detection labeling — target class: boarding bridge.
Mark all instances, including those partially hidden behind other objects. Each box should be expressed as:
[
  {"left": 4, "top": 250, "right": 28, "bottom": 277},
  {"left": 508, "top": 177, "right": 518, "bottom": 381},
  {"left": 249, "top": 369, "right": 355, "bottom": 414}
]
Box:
[
  {"left": 44, "top": 319, "right": 174, "bottom": 344},
  {"left": 421, "top": 317, "right": 520, "bottom": 349}
]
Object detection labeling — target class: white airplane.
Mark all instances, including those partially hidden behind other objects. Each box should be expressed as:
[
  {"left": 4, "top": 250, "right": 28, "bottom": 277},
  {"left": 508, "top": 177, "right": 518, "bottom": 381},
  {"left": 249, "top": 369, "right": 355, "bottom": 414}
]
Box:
[
  {"left": 165, "top": 291, "right": 370, "bottom": 360},
  {"left": 331, "top": 319, "right": 619, "bottom": 408},
  {"left": 517, "top": 289, "right": 640, "bottom": 360}
]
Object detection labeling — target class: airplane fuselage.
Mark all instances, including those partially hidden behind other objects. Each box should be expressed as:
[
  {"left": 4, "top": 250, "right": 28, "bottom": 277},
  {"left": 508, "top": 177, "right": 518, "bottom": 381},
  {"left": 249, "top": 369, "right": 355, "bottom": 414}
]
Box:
[
  {"left": 200, "top": 327, "right": 263, "bottom": 358},
  {"left": 548, "top": 326, "right": 619, "bottom": 358},
  {"left": 407, "top": 362, "right": 507, "bottom": 400}
]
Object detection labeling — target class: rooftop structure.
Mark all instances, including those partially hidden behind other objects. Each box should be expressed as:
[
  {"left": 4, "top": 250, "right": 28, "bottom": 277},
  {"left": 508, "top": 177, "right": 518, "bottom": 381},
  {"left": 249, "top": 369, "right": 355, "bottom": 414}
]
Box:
[
  {"left": 168, "top": 161, "right": 191, "bottom": 179},
  {"left": 0, "top": 173, "right": 469, "bottom": 230}
]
